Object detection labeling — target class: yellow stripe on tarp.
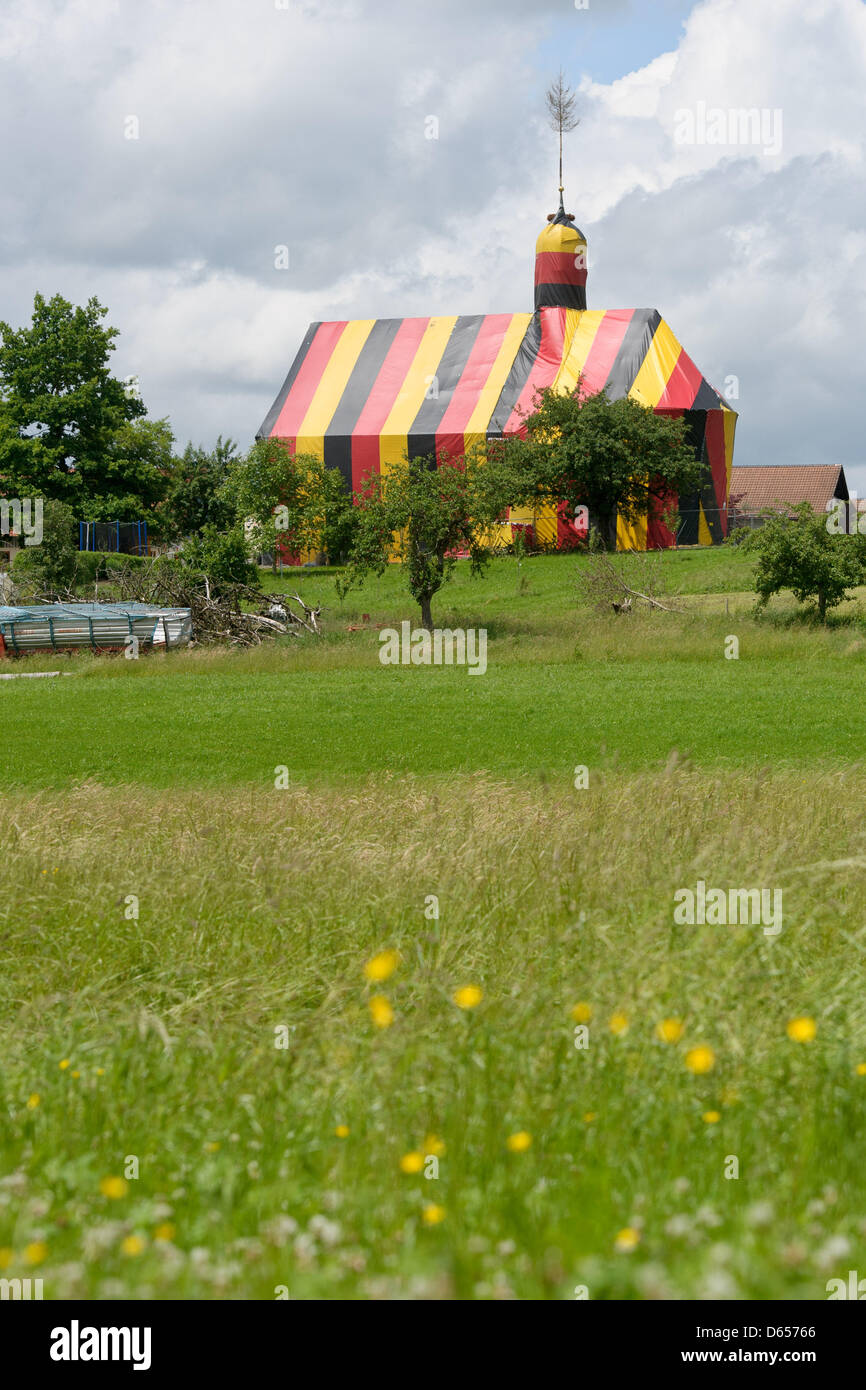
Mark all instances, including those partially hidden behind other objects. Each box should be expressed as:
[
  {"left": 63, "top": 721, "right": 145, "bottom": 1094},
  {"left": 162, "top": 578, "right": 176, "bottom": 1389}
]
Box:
[
  {"left": 462, "top": 313, "right": 532, "bottom": 456},
  {"left": 535, "top": 223, "right": 586, "bottom": 254},
  {"left": 552, "top": 310, "right": 606, "bottom": 396},
  {"left": 379, "top": 316, "right": 458, "bottom": 477},
  {"left": 295, "top": 319, "right": 376, "bottom": 458},
  {"left": 698, "top": 504, "right": 712, "bottom": 546},
  {"left": 534, "top": 501, "right": 558, "bottom": 545},
  {"left": 723, "top": 409, "right": 737, "bottom": 498},
  {"left": 616, "top": 512, "right": 648, "bottom": 551},
  {"left": 628, "top": 319, "right": 683, "bottom": 408}
]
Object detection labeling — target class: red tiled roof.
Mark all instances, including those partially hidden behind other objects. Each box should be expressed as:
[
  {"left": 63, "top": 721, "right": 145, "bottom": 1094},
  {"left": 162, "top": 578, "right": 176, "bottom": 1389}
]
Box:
[{"left": 729, "top": 465, "right": 847, "bottom": 514}]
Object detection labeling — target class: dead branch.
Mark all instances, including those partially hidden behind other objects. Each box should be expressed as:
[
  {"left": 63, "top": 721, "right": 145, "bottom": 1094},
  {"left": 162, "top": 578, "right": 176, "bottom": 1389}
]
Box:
[{"left": 578, "top": 549, "right": 683, "bottom": 615}]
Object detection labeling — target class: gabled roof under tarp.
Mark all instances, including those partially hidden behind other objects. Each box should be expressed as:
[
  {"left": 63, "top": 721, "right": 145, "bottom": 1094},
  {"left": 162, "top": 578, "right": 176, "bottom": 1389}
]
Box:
[{"left": 257, "top": 305, "right": 735, "bottom": 502}]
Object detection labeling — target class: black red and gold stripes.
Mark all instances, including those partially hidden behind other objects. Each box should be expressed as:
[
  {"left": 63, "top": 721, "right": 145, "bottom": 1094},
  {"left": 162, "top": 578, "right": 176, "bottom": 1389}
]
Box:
[
  {"left": 257, "top": 306, "right": 736, "bottom": 549},
  {"left": 534, "top": 211, "right": 587, "bottom": 312}
]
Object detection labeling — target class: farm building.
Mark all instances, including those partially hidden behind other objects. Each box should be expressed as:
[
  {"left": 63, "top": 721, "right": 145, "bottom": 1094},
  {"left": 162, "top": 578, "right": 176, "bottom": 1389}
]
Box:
[
  {"left": 258, "top": 204, "right": 736, "bottom": 551},
  {"left": 729, "top": 465, "right": 850, "bottom": 530}
]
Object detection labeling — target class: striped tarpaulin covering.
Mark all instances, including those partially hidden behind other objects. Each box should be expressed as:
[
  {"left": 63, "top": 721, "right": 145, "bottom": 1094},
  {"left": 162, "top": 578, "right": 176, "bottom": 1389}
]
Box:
[{"left": 258, "top": 307, "right": 737, "bottom": 550}]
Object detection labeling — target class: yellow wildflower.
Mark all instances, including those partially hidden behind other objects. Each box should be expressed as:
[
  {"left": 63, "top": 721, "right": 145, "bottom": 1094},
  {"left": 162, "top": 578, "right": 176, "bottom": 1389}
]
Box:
[
  {"left": 787, "top": 1016, "right": 816, "bottom": 1043},
  {"left": 368, "top": 994, "right": 394, "bottom": 1029},
  {"left": 363, "top": 949, "right": 400, "bottom": 982},
  {"left": 99, "top": 1176, "right": 129, "bottom": 1200},
  {"left": 656, "top": 1017, "right": 684, "bottom": 1043},
  {"left": 685, "top": 1045, "right": 715, "bottom": 1075}
]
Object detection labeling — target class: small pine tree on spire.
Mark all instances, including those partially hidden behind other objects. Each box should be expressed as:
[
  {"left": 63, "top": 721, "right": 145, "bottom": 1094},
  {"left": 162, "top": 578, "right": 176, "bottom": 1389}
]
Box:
[{"left": 545, "top": 70, "right": 580, "bottom": 208}]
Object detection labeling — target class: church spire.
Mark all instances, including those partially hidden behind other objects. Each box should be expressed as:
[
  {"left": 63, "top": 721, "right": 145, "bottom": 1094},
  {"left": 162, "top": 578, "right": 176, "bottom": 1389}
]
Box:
[{"left": 535, "top": 72, "right": 587, "bottom": 311}]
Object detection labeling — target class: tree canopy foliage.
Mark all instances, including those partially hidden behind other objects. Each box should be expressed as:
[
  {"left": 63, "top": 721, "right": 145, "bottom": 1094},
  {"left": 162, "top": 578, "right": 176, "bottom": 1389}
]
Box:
[
  {"left": 220, "top": 438, "right": 357, "bottom": 565},
  {"left": 739, "top": 502, "right": 866, "bottom": 622},
  {"left": 338, "top": 448, "right": 520, "bottom": 628},
  {"left": 0, "top": 293, "right": 172, "bottom": 521},
  {"left": 504, "top": 383, "right": 702, "bottom": 546}
]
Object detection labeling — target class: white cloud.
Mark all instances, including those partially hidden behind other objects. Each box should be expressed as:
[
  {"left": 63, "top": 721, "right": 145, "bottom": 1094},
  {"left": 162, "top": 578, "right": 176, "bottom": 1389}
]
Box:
[{"left": 0, "top": 0, "right": 863, "bottom": 489}]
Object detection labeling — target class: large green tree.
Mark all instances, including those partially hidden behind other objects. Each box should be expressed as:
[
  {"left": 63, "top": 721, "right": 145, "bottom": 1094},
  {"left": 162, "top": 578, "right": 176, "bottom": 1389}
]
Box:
[
  {"left": 504, "top": 382, "right": 703, "bottom": 547},
  {"left": 0, "top": 293, "right": 169, "bottom": 519},
  {"left": 160, "top": 436, "right": 237, "bottom": 539}
]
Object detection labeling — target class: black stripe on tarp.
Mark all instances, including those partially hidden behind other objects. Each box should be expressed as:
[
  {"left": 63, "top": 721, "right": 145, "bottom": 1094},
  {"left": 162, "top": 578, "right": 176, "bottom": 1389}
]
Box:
[
  {"left": 697, "top": 423, "right": 726, "bottom": 542},
  {"left": 256, "top": 322, "right": 321, "bottom": 439},
  {"left": 691, "top": 376, "right": 725, "bottom": 411},
  {"left": 603, "top": 309, "right": 662, "bottom": 401},
  {"left": 487, "top": 313, "right": 543, "bottom": 436},
  {"left": 534, "top": 283, "right": 587, "bottom": 311},
  {"left": 321, "top": 318, "right": 404, "bottom": 491},
  {"left": 676, "top": 410, "right": 709, "bottom": 545},
  {"left": 406, "top": 315, "right": 486, "bottom": 463}
]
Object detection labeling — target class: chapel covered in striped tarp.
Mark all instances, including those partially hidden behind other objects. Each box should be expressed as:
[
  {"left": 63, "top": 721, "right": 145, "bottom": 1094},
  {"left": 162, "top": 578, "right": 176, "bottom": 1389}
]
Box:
[{"left": 257, "top": 204, "right": 736, "bottom": 550}]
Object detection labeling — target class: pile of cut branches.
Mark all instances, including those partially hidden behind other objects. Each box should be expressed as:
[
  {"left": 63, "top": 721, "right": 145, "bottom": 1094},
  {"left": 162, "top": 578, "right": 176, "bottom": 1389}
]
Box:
[
  {"left": 18, "top": 558, "right": 322, "bottom": 646},
  {"left": 110, "top": 559, "right": 322, "bottom": 645}
]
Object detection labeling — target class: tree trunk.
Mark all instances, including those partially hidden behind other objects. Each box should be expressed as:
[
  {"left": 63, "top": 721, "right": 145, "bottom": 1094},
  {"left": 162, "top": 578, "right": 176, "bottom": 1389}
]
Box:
[
  {"left": 419, "top": 593, "right": 434, "bottom": 630},
  {"left": 818, "top": 591, "right": 827, "bottom": 623},
  {"left": 594, "top": 511, "right": 617, "bottom": 550}
]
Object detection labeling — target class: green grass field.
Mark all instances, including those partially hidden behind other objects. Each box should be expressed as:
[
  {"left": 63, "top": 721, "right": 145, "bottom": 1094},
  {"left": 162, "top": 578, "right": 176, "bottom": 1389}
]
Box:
[{"left": 2, "top": 547, "right": 866, "bottom": 1299}]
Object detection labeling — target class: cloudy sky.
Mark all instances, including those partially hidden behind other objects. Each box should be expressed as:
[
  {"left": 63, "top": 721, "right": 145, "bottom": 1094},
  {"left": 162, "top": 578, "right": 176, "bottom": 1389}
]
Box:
[{"left": 1, "top": 0, "right": 864, "bottom": 488}]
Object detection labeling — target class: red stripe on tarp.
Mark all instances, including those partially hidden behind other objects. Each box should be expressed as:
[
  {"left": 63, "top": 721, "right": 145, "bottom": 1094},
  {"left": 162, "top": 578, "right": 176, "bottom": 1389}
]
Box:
[
  {"left": 434, "top": 314, "right": 515, "bottom": 462},
  {"left": 271, "top": 320, "right": 349, "bottom": 443},
  {"left": 350, "top": 317, "right": 430, "bottom": 490},
  {"left": 647, "top": 409, "right": 683, "bottom": 548},
  {"left": 557, "top": 499, "right": 588, "bottom": 549},
  {"left": 502, "top": 307, "right": 568, "bottom": 435},
  {"left": 703, "top": 408, "right": 728, "bottom": 535},
  {"left": 577, "top": 309, "right": 635, "bottom": 397},
  {"left": 534, "top": 252, "right": 587, "bottom": 287},
  {"left": 656, "top": 346, "right": 705, "bottom": 410}
]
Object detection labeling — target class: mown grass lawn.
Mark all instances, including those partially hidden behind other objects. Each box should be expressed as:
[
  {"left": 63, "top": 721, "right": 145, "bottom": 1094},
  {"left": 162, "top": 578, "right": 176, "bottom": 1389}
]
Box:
[
  {"left": 2, "top": 547, "right": 866, "bottom": 1300},
  {"left": 3, "top": 607, "right": 866, "bottom": 786}
]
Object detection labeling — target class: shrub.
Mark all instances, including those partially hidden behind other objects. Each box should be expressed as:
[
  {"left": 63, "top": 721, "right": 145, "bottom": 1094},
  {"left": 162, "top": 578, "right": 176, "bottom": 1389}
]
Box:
[{"left": 11, "top": 499, "right": 77, "bottom": 592}]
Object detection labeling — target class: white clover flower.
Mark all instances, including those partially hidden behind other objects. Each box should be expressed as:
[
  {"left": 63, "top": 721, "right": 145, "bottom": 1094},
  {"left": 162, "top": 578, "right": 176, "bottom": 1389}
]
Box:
[
  {"left": 664, "top": 1214, "right": 692, "bottom": 1239},
  {"left": 260, "top": 1215, "right": 298, "bottom": 1246},
  {"left": 308, "top": 1215, "right": 341, "bottom": 1247},
  {"left": 815, "top": 1234, "right": 852, "bottom": 1271},
  {"left": 746, "top": 1201, "right": 775, "bottom": 1229}
]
